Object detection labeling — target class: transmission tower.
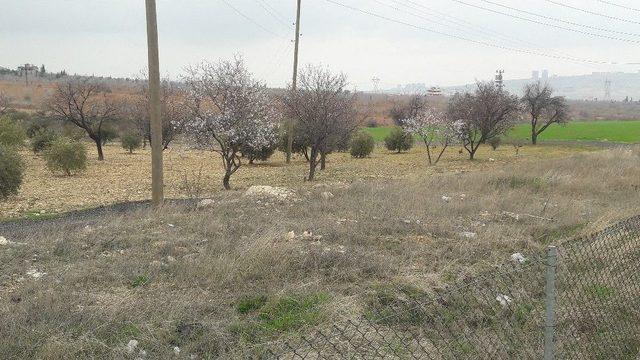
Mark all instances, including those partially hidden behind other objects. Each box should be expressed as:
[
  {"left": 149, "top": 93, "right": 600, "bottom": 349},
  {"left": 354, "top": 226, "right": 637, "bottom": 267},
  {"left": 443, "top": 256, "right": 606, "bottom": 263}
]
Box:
[
  {"left": 495, "top": 69, "right": 504, "bottom": 90},
  {"left": 604, "top": 78, "right": 612, "bottom": 101},
  {"left": 372, "top": 77, "right": 381, "bottom": 93}
]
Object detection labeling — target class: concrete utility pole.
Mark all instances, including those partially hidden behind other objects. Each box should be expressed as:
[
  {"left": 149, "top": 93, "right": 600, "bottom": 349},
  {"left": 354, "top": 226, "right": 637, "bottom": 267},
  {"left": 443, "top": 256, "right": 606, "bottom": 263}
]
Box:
[
  {"left": 145, "top": 0, "right": 164, "bottom": 208},
  {"left": 286, "top": 0, "right": 302, "bottom": 163}
]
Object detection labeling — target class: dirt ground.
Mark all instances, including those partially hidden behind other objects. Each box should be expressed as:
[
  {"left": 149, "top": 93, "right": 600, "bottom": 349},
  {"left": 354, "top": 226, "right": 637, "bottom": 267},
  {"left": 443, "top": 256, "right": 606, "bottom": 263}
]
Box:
[{"left": 2, "top": 142, "right": 593, "bottom": 218}]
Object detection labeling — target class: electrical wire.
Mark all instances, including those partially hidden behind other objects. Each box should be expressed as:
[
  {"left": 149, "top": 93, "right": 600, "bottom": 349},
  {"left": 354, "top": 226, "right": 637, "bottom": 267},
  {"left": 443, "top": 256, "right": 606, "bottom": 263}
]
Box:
[
  {"left": 597, "top": 0, "right": 640, "bottom": 13},
  {"left": 322, "top": 0, "right": 639, "bottom": 66},
  {"left": 219, "top": 0, "right": 284, "bottom": 38},
  {"left": 544, "top": 0, "right": 640, "bottom": 25},
  {"left": 480, "top": 0, "right": 640, "bottom": 38},
  {"left": 450, "top": 0, "right": 640, "bottom": 44},
  {"left": 254, "top": 0, "right": 292, "bottom": 29}
]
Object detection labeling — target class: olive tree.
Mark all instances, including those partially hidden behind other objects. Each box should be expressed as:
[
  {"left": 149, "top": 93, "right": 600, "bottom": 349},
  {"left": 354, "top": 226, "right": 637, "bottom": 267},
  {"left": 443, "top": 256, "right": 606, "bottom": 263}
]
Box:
[
  {"left": 448, "top": 82, "right": 520, "bottom": 160},
  {"left": 402, "top": 107, "right": 455, "bottom": 165},
  {"left": 184, "top": 56, "right": 280, "bottom": 190},
  {"left": 522, "top": 82, "right": 569, "bottom": 145},
  {"left": 283, "top": 65, "right": 358, "bottom": 181},
  {"left": 46, "top": 78, "right": 118, "bottom": 160}
]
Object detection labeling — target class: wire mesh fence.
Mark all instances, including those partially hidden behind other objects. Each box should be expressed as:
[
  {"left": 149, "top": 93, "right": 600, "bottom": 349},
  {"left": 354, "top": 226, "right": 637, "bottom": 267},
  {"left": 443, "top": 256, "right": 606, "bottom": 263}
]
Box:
[{"left": 250, "top": 215, "right": 640, "bottom": 359}]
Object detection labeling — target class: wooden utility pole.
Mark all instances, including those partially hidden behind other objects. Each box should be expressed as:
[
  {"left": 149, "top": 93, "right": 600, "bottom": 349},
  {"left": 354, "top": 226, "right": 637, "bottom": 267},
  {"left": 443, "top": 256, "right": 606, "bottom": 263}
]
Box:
[
  {"left": 286, "top": 0, "right": 302, "bottom": 163},
  {"left": 145, "top": 0, "right": 164, "bottom": 208}
]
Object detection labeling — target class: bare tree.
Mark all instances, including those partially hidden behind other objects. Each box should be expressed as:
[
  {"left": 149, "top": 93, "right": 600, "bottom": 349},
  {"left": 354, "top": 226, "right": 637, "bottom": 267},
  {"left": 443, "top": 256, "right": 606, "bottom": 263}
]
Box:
[
  {"left": 0, "top": 91, "right": 11, "bottom": 115},
  {"left": 522, "top": 82, "right": 569, "bottom": 145},
  {"left": 389, "top": 95, "right": 427, "bottom": 126},
  {"left": 448, "top": 82, "right": 520, "bottom": 160},
  {"left": 127, "top": 76, "right": 189, "bottom": 150},
  {"left": 183, "top": 56, "right": 280, "bottom": 190},
  {"left": 46, "top": 78, "right": 118, "bottom": 160},
  {"left": 283, "top": 65, "right": 358, "bottom": 181}
]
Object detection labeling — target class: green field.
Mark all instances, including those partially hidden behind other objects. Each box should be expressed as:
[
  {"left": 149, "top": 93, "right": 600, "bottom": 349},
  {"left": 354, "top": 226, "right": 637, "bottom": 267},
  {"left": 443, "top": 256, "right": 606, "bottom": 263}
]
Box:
[{"left": 363, "top": 120, "right": 640, "bottom": 144}]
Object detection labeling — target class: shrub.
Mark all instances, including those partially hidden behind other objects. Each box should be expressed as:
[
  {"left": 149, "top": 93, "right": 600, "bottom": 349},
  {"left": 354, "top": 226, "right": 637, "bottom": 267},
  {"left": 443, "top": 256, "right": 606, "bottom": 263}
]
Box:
[
  {"left": 350, "top": 131, "right": 375, "bottom": 158},
  {"left": 366, "top": 118, "right": 378, "bottom": 128},
  {"left": 241, "top": 143, "right": 276, "bottom": 164},
  {"left": 0, "top": 146, "right": 23, "bottom": 199},
  {"left": 384, "top": 126, "right": 414, "bottom": 153},
  {"left": 30, "top": 129, "right": 58, "bottom": 153},
  {"left": 120, "top": 133, "right": 142, "bottom": 154},
  {"left": 62, "top": 123, "right": 86, "bottom": 141},
  {"left": 0, "top": 116, "right": 26, "bottom": 148},
  {"left": 26, "top": 122, "right": 48, "bottom": 138},
  {"left": 488, "top": 136, "right": 501, "bottom": 150},
  {"left": 44, "top": 138, "right": 87, "bottom": 176},
  {"left": 97, "top": 126, "right": 119, "bottom": 145}
]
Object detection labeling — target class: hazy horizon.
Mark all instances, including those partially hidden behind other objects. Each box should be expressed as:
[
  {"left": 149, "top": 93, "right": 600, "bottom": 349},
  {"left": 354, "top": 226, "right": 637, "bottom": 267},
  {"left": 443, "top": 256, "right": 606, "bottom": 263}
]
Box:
[{"left": 2, "top": 0, "right": 639, "bottom": 90}]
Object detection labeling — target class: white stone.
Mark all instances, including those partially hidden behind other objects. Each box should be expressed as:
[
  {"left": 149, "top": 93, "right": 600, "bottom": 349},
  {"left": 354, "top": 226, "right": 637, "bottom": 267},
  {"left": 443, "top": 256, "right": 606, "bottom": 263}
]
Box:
[
  {"left": 511, "top": 252, "right": 527, "bottom": 264},
  {"left": 197, "top": 198, "right": 215, "bottom": 209},
  {"left": 321, "top": 191, "right": 334, "bottom": 200},
  {"left": 496, "top": 294, "right": 512, "bottom": 307},
  {"left": 302, "top": 230, "right": 313, "bottom": 238},
  {"left": 286, "top": 231, "right": 296, "bottom": 240},
  {"left": 460, "top": 231, "right": 477, "bottom": 239},
  {"left": 489, "top": 158, "right": 496, "bottom": 162},
  {"left": 245, "top": 186, "right": 294, "bottom": 200},
  {"left": 0, "top": 236, "right": 10, "bottom": 245},
  {"left": 441, "top": 195, "right": 451, "bottom": 202},
  {"left": 126, "top": 340, "right": 138, "bottom": 354},
  {"left": 26, "top": 269, "right": 46, "bottom": 279},
  {"left": 173, "top": 346, "right": 181, "bottom": 355}
]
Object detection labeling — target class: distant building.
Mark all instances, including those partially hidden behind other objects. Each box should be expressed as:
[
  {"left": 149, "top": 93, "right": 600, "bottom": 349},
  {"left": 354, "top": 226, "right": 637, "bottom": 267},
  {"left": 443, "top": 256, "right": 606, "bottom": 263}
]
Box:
[
  {"left": 532, "top": 71, "right": 539, "bottom": 81},
  {"left": 542, "top": 69, "right": 549, "bottom": 81},
  {"left": 427, "top": 86, "right": 442, "bottom": 96}
]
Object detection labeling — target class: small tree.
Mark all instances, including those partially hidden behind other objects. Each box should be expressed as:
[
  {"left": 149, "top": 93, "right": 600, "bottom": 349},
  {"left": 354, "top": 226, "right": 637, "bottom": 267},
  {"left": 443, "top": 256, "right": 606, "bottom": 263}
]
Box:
[
  {"left": 350, "top": 131, "right": 375, "bottom": 158},
  {"left": 522, "top": 82, "right": 569, "bottom": 145},
  {"left": 44, "top": 138, "right": 87, "bottom": 176},
  {"left": 184, "top": 56, "right": 280, "bottom": 190},
  {"left": 0, "top": 116, "right": 26, "bottom": 148},
  {"left": 487, "top": 136, "right": 501, "bottom": 150},
  {"left": 448, "top": 82, "right": 520, "bottom": 160},
  {"left": 0, "top": 146, "right": 23, "bottom": 199},
  {"left": 282, "top": 65, "right": 358, "bottom": 181},
  {"left": 98, "top": 125, "right": 119, "bottom": 146},
  {"left": 121, "top": 133, "right": 142, "bottom": 154},
  {"left": 30, "top": 128, "right": 57, "bottom": 153},
  {"left": 402, "top": 107, "right": 454, "bottom": 165},
  {"left": 0, "top": 91, "right": 12, "bottom": 115},
  {"left": 384, "top": 126, "right": 414, "bottom": 153},
  {"left": 46, "top": 77, "right": 119, "bottom": 160}
]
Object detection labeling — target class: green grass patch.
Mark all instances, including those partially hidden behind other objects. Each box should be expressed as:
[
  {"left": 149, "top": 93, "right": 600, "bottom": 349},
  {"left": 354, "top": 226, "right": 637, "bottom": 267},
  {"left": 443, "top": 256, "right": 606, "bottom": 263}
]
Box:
[
  {"left": 585, "top": 285, "right": 616, "bottom": 299},
  {"left": 236, "top": 295, "right": 268, "bottom": 314},
  {"left": 130, "top": 275, "right": 150, "bottom": 288}
]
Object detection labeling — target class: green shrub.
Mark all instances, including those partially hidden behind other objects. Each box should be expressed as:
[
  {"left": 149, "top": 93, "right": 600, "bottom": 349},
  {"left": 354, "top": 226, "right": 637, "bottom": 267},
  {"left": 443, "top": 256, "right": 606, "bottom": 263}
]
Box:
[
  {"left": 62, "top": 123, "right": 86, "bottom": 141},
  {"left": 120, "top": 133, "right": 142, "bottom": 154},
  {"left": 26, "top": 122, "right": 48, "bottom": 138},
  {"left": 241, "top": 143, "right": 277, "bottom": 164},
  {"left": 488, "top": 136, "right": 501, "bottom": 150},
  {"left": 350, "top": 131, "right": 375, "bottom": 158},
  {"left": 44, "top": 138, "right": 87, "bottom": 176},
  {"left": 97, "top": 125, "right": 119, "bottom": 145},
  {"left": 0, "top": 146, "right": 24, "bottom": 199},
  {"left": 0, "top": 116, "right": 26, "bottom": 148},
  {"left": 384, "top": 126, "right": 414, "bottom": 153},
  {"left": 30, "top": 129, "right": 58, "bottom": 153}
]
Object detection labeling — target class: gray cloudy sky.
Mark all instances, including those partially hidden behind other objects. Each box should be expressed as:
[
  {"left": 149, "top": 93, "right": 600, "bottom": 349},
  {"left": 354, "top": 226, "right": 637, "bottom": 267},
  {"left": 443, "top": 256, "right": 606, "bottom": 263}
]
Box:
[{"left": 1, "top": 0, "right": 639, "bottom": 90}]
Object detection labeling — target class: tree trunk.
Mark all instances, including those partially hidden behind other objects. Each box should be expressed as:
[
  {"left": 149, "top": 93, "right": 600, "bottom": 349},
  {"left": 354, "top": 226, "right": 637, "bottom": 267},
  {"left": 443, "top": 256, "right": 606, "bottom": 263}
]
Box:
[
  {"left": 425, "top": 143, "right": 433, "bottom": 165},
  {"left": 308, "top": 148, "right": 318, "bottom": 181},
  {"left": 223, "top": 171, "right": 231, "bottom": 190},
  {"left": 95, "top": 139, "right": 104, "bottom": 161},
  {"left": 531, "top": 131, "right": 538, "bottom": 145},
  {"left": 320, "top": 152, "right": 326, "bottom": 170}
]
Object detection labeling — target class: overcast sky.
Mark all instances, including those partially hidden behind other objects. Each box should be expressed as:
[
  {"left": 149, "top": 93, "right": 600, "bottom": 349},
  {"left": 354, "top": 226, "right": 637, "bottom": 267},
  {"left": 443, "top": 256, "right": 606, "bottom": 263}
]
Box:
[{"left": 1, "top": 0, "right": 639, "bottom": 90}]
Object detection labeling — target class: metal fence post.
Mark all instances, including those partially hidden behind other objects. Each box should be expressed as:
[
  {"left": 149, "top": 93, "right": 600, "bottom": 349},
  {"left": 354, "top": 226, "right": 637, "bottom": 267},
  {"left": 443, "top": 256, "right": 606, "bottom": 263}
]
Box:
[{"left": 544, "top": 246, "right": 558, "bottom": 360}]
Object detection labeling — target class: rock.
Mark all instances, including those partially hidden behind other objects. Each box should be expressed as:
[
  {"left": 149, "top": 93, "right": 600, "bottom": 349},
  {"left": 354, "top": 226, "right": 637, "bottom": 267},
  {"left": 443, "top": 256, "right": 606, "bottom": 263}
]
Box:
[
  {"left": 321, "top": 191, "right": 334, "bottom": 200},
  {"left": 126, "top": 340, "right": 139, "bottom": 354},
  {"left": 496, "top": 294, "right": 512, "bottom": 307},
  {"left": 173, "top": 346, "right": 181, "bottom": 355},
  {"left": 441, "top": 195, "right": 451, "bottom": 203},
  {"left": 26, "top": 269, "right": 46, "bottom": 279},
  {"left": 489, "top": 158, "right": 496, "bottom": 162},
  {"left": 302, "top": 230, "right": 313, "bottom": 238},
  {"left": 0, "top": 236, "right": 10, "bottom": 245},
  {"left": 196, "top": 199, "right": 215, "bottom": 209},
  {"left": 511, "top": 252, "right": 527, "bottom": 264},
  {"left": 402, "top": 219, "right": 411, "bottom": 224},
  {"left": 166, "top": 256, "right": 176, "bottom": 263},
  {"left": 286, "top": 231, "right": 296, "bottom": 240},
  {"left": 460, "top": 231, "right": 477, "bottom": 239},
  {"left": 245, "top": 186, "right": 295, "bottom": 200}
]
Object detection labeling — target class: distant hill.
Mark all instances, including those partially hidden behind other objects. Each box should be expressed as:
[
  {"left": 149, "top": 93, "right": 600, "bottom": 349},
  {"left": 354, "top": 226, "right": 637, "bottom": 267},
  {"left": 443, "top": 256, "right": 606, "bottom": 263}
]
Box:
[{"left": 387, "top": 71, "right": 640, "bottom": 101}]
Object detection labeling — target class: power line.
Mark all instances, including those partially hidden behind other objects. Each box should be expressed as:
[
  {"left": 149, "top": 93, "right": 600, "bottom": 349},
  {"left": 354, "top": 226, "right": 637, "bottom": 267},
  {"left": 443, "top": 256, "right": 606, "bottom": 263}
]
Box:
[
  {"left": 481, "top": 0, "right": 640, "bottom": 38},
  {"left": 450, "top": 0, "right": 640, "bottom": 45},
  {"left": 597, "top": 0, "right": 640, "bottom": 13},
  {"left": 258, "top": 0, "right": 291, "bottom": 24},
  {"left": 384, "top": 0, "right": 602, "bottom": 69},
  {"left": 544, "top": 0, "right": 640, "bottom": 25},
  {"left": 219, "top": 0, "right": 283, "bottom": 38},
  {"left": 254, "top": 0, "right": 291, "bottom": 29},
  {"left": 322, "top": 0, "right": 638, "bottom": 65}
]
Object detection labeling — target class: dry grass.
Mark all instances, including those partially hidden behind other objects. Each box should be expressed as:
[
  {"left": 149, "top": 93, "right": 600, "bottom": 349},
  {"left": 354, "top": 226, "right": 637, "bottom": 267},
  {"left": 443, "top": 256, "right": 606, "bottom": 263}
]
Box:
[
  {"left": 1, "top": 146, "right": 638, "bottom": 358},
  {"left": 1, "top": 142, "right": 590, "bottom": 218}
]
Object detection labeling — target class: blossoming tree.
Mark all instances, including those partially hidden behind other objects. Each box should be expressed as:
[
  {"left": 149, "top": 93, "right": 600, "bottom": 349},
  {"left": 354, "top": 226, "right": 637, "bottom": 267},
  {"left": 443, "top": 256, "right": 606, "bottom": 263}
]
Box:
[
  {"left": 401, "top": 107, "right": 455, "bottom": 165},
  {"left": 183, "top": 56, "right": 280, "bottom": 190}
]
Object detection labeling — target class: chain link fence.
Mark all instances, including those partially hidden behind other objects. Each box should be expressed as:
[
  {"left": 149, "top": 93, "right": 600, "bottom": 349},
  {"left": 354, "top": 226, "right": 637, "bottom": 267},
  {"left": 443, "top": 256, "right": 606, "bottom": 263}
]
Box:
[{"left": 246, "top": 215, "right": 640, "bottom": 359}]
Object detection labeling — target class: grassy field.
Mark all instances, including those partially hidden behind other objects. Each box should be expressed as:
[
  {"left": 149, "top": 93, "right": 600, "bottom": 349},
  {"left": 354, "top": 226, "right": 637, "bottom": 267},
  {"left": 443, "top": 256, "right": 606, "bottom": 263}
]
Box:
[
  {"left": 364, "top": 120, "right": 640, "bottom": 143},
  {"left": 0, "top": 142, "right": 590, "bottom": 219},
  {"left": 1, "top": 147, "right": 639, "bottom": 358}
]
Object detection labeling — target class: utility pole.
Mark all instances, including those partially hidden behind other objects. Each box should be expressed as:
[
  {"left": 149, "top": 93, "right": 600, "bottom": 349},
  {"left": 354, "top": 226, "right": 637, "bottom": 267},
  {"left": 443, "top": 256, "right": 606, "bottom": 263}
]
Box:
[
  {"left": 286, "top": 0, "right": 302, "bottom": 163},
  {"left": 145, "top": 0, "right": 164, "bottom": 208}
]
